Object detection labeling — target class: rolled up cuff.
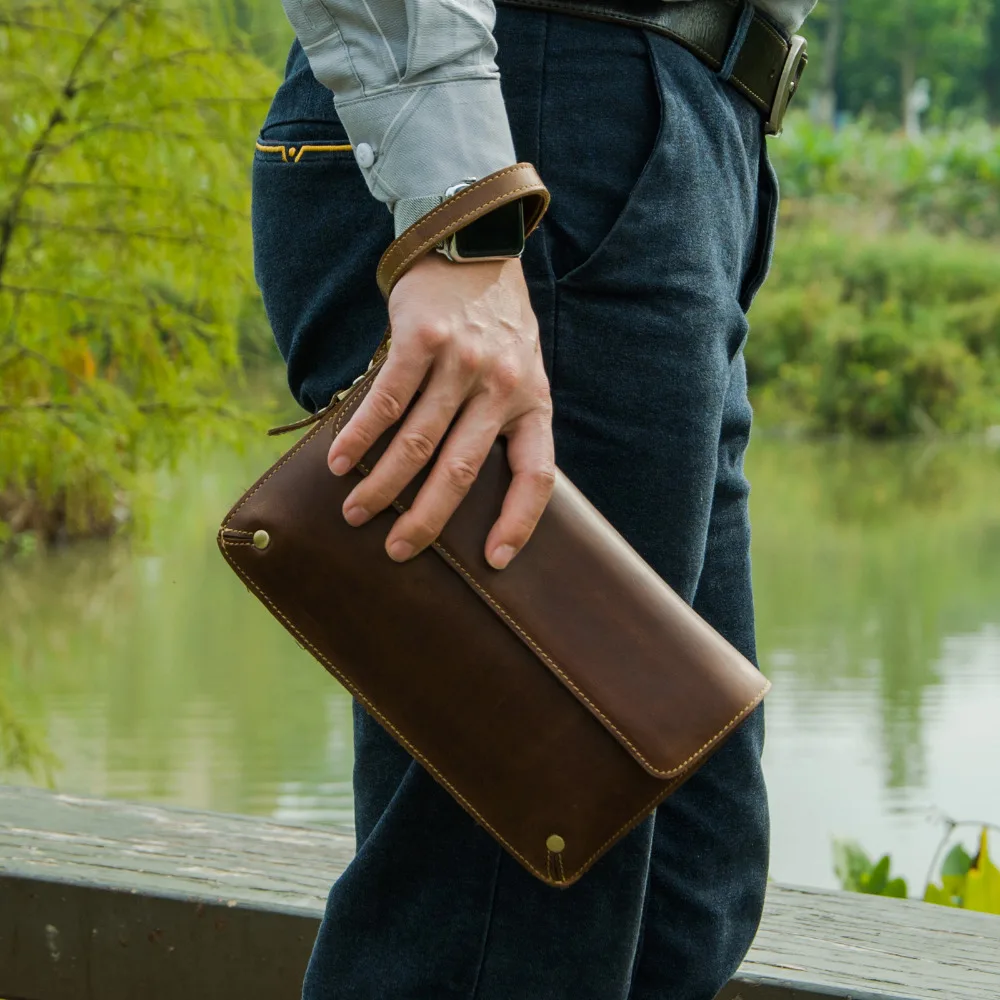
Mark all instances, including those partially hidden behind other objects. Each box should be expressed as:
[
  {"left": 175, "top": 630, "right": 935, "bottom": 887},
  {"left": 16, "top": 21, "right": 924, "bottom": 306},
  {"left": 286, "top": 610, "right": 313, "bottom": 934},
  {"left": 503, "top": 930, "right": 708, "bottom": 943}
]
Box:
[{"left": 334, "top": 77, "right": 517, "bottom": 235}]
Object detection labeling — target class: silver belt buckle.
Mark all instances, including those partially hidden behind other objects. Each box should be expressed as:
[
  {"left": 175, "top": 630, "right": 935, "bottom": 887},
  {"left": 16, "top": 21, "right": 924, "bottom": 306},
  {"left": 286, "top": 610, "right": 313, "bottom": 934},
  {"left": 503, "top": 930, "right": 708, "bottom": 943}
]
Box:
[{"left": 765, "top": 34, "right": 808, "bottom": 136}]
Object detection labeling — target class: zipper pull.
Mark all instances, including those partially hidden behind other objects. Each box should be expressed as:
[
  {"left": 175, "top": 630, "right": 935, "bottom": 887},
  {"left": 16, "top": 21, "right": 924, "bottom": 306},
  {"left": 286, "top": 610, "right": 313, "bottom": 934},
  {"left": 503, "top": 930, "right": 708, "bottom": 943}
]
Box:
[{"left": 266, "top": 374, "right": 366, "bottom": 437}]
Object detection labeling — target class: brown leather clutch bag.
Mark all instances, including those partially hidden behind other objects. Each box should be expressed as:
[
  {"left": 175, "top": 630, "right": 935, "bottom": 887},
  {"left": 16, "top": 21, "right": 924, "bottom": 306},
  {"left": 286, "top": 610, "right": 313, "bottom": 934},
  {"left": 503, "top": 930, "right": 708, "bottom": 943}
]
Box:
[{"left": 218, "top": 165, "right": 769, "bottom": 887}]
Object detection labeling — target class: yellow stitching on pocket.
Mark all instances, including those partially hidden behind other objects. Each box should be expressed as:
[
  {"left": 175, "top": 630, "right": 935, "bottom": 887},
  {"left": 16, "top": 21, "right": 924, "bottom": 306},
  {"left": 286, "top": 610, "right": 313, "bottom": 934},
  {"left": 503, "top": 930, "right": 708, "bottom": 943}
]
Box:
[
  {"left": 255, "top": 141, "right": 288, "bottom": 162},
  {"left": 294, "top": 143, "right": 352, "bottom": 161},
  {"left": 255, "top": 140, "right": 353, "bottom": 163}
]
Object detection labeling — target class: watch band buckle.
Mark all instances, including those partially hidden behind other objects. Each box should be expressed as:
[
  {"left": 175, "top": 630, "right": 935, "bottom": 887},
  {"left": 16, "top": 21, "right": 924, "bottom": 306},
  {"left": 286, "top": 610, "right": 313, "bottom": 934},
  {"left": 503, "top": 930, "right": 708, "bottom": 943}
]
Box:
[{"left": 765, "top": 34, "right": 808, "bottom": 136}]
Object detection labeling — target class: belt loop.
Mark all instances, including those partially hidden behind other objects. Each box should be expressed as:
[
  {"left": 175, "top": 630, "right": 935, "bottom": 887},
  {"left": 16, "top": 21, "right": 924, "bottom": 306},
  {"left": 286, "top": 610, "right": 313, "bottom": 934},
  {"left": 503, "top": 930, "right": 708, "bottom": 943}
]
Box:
[{"left": 718, "top": 1, "right": 755, "bottom": 83}]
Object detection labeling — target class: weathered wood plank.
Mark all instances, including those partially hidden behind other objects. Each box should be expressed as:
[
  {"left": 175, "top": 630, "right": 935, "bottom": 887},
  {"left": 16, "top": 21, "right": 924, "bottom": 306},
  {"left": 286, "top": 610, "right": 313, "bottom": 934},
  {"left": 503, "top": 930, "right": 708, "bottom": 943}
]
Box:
[
  {"left": 0, "top": 784, "right": 354, "bottom": 914},
  {"left": 722, "top": 883, "right": 1000, "bottom": 1000},
  {"left": 2, "top": 874, "right": 321, "bottom": 1000},
  {"left": 0, "top": 786, "right": 353, "bottom": 1000},
  {"left": 2, "top": 785, "right": 999, "bottom": 1000}
]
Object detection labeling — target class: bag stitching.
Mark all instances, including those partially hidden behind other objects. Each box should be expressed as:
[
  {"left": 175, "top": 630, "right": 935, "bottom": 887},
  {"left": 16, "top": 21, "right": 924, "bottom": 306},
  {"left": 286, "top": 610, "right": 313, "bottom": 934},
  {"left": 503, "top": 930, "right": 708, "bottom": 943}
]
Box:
[
  {"left": 219, "top": 538, "right": 548, "bottom": 880},
  {"left": 219, "top": 346, "right": 770, "bottom": 882},
  {"left": 575, "top": 688, "right": 768, "bottom": 874},
  {"left": 333, "top": 374, "right": 767, "bottom": 781},
  {"left": 428, "top": 539, "right": 767, "bottom": 779},
  {"left": 221, "top": 383, "right": 352, "bottom": 528},
  {"left": 350, "top": 432, "right": 766, "bottom": 782},
  {"left": 221, "top": 498, "right": 764, "bottom": 886}
]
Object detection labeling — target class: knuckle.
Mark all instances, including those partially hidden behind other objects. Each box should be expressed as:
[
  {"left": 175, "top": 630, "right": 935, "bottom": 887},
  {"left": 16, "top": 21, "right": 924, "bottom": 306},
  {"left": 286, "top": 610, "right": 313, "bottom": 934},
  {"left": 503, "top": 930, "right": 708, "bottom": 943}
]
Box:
[
  {"left": 455, "top": 342, "right": 484, "bottom": 376},
  {"left": 489, "top": 360, "right": 522, "bottom": 398},
  {"left": 397, "top": 427, "right": 437, "bottom": 466},
  {"left": 533, "top": 382, "right": 554, "bottom": 413},
  {"left": 442, "top": 455, "right": 480, "bottom": 492},
  {"left": 343, "top": 420, "right": 375, "bottom": 453},
  {"left": 369, "top": 385, "right": 405, "bottom": 425},
  {"left": 527, "top": 465, "right": 557, "bottom": 494},
  {"left": 414, "top": 321, "right": 449, "bottom": 353}
]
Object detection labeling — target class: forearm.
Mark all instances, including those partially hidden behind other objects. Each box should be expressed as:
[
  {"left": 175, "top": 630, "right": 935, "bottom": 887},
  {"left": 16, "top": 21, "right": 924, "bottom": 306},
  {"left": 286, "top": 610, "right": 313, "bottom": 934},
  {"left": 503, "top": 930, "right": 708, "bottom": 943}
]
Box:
[{"left": 280, "top": 0, "right": 517, "bottom": 233}]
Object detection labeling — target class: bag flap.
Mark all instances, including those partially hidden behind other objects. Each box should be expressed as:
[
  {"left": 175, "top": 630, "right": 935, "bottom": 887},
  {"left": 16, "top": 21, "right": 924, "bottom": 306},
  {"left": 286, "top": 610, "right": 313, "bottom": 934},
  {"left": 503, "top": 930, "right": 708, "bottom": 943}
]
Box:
[{"left": 347, "top": 378, "right": 770, "bottom": 781}]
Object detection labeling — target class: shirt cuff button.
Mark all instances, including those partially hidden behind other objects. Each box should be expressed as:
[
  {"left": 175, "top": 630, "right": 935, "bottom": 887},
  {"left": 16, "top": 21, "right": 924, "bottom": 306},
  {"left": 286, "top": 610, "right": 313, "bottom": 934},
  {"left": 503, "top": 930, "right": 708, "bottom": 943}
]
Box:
[{"left": 355, "top": 143, "right": 376, "bottom": 169}]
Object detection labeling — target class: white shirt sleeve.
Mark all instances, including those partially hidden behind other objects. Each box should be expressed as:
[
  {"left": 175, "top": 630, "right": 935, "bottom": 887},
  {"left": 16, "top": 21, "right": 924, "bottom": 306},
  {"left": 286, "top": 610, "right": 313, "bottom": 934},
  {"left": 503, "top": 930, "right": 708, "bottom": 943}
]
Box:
[{"left": 280, "top": 0, "right": 518, "bottom": 234}]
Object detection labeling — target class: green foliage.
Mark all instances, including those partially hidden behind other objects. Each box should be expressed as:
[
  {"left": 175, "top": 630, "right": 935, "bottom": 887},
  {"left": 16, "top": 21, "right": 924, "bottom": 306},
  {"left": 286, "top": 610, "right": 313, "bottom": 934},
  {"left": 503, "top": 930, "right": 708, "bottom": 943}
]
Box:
[
  {"left": 836, "top": 827, "right": 1000, "bottom": 915},
  {"left": 0, "top": 682, "right": 56, "bottom": 784},
  {"left": 833, "top": 839, "right": 909, "bottom": 897},
  {"left": 748, "top": 224, "right": 1000, "bottom": 435},
  {"left": 752, "top": 116, "right": 1000, "bottom": 436},
  {"left": 770, "top": 114, "right": 1000, "bottom": 237},
  {"left": 924, "top": 829, "right": 1000, "bottom": 912},
  {"left": 801, "top": 0, "right": 993, "bottom": 125},
  {"left": 200, "top": 0, "right": 294, "bottom": 72},
  {"left": 0, "top": 1, "right": 277, "bottom": 548}
]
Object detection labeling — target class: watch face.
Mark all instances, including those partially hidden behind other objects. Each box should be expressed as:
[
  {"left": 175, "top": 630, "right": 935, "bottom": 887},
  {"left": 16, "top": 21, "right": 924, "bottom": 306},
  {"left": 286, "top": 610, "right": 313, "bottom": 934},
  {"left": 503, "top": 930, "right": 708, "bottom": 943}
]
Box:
[{"left": 453, "top": 199, "right": 525, "bottom": 259}]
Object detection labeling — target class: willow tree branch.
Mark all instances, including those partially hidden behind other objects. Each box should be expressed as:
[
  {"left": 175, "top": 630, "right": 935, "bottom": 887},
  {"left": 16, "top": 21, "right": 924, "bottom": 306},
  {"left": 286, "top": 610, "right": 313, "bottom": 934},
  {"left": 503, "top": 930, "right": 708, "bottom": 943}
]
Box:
[
  {"left": 0, "top": 18, "right": 91, "bottom": 39},
  {"left": 74, "top": 47, "right": 216, "bottom": 93},
  {"left": 16, "top": 218, "right": 226, "bottom": 250},
  {"left": 0, "top": 0, "right": 136, "bottom": 286},
  {"left": 32, "top": 182, "right": 248, "bottom": 220},
  {"left": 41, "top": 121, "right": 202, "bottom": 158},
  {"left": 1, "top": 284, "right": 135, "bottom": 309}
]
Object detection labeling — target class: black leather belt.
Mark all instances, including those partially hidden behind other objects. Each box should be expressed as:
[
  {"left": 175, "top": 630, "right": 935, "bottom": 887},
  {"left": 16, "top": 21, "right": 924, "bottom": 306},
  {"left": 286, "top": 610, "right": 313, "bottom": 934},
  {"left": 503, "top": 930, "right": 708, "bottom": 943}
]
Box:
[{"left": 495, "top": 0, "right": 807, "bottom": 134}]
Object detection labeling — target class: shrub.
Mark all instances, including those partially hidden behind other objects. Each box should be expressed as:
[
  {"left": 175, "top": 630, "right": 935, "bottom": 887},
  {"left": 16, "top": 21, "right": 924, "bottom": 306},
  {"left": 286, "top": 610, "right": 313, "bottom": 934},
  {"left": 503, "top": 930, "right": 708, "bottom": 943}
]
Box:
[
  {"left": 748, "top": 226, "right": 1000, "bottom": 435},
  {"left": 769, "top": 114, "right": 1000, "bottom": 238}
]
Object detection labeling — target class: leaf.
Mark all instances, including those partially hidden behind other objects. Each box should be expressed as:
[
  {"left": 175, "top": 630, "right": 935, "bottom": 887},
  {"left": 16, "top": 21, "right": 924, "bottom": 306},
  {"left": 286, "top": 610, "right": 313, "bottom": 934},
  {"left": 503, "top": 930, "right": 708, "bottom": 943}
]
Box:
[
  {"left": 924, "top": 883, "right": 958, "bottom": 907},
  {"left": 941, "top": 842, "right": 973, "bottom": 878},
  {"left": 884, "top": 877, "right": 909, "bottom": 899},
  {"left": 865, "top": 854, "right": 892, "bottom": 895},
  {"left": 964, "top": 829, "right": 1000, "bottom": 915},
  {"left": 833, "top": 839, "right": 874, "bottom": 892},
  {"left": 941, "top": 872, "right": 968, "bottom": 902}
]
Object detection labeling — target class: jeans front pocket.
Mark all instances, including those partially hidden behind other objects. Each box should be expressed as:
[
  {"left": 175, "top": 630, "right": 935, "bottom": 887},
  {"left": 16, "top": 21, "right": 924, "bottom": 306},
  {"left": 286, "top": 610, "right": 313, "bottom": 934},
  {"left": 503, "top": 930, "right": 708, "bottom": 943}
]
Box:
[
  {"left": 739, "top": 143, "right": 780, "bottom": 312},
  {"left": 537, "top": 22, "right": 661, "bottom": 285},
  {"left": 252, "top": 120, "right": 393, "bottom": 412}
]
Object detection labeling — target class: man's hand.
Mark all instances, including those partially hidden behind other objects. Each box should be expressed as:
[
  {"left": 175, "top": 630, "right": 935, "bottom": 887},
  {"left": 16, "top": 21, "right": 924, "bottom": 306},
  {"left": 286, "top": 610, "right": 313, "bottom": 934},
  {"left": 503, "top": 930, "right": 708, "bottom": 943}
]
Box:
[{"left": 327, "top": 252, "right": 555, "bottom": 570}]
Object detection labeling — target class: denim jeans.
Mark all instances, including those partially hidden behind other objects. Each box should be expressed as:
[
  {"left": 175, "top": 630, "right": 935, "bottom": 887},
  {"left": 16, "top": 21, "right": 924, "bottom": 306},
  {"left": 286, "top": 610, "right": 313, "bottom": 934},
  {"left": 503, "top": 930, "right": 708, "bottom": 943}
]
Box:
[{"left": 252, "top": 9, "right": 777, "bottom": 999}]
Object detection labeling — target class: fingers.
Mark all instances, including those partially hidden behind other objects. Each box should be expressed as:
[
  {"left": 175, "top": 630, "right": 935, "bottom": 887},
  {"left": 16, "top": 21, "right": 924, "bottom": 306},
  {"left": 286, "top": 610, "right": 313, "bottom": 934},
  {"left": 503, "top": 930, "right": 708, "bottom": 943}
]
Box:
[
  {"left": 327, "top": 343, "right": 431, "bottom": 478},
  {"left": 483, "top": 407, "right": 556, "bottom": 570},
  {"left": 384, "top": 395, "right": 504, "bottom": 561},
  {"left": 339, "top": 365, "right": 469, "bottom": 529},
  {"left": 326, "top": 253, "right": 554, "bottom": 567}
]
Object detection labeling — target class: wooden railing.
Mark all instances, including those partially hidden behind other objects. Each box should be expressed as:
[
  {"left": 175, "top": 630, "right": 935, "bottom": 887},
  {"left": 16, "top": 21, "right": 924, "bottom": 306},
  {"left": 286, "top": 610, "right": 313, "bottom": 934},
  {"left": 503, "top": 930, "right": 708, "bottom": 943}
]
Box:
[{"left": 2, "top": 785, "right": 998, "bottom": 1000}]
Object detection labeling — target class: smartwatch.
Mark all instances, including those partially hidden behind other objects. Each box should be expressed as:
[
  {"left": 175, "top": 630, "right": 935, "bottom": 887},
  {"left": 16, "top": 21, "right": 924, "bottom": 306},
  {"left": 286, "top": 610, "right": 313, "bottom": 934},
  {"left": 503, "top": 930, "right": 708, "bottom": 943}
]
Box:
[{"left": 435, "top": 180, "right": 526, "bottom": 263}]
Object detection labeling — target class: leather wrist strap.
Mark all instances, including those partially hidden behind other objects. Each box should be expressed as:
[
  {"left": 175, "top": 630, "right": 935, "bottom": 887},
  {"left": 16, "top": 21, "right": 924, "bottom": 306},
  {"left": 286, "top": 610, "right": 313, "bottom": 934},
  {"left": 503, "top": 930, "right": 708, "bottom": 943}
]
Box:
[
  {"left": 376, "top": 163, "right": 549, "bottom": 299},
  {"left": 267, "top": 163, "right": 549, "bottom": 437}
]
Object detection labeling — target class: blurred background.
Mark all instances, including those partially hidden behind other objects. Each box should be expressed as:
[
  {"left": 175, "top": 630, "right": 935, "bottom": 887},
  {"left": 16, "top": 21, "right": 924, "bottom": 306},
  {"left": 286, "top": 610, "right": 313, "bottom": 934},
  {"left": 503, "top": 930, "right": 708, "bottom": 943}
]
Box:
[{"left": 1, "top": 0, "right": 998, "bottom": 898}]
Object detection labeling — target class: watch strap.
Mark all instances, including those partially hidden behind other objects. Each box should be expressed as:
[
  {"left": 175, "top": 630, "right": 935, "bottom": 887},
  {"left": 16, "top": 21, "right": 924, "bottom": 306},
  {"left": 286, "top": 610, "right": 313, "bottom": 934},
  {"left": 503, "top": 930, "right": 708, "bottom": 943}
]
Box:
[{"left": 376, "top": 163, "right": 549, "bottom": 300}]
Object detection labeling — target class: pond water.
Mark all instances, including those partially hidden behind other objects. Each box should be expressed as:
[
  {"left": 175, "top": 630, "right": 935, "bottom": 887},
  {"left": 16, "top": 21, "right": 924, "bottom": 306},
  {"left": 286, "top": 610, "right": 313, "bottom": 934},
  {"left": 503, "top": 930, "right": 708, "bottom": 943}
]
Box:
[{"left": 2, "top": 437, "right": 999, "bottom": 892}]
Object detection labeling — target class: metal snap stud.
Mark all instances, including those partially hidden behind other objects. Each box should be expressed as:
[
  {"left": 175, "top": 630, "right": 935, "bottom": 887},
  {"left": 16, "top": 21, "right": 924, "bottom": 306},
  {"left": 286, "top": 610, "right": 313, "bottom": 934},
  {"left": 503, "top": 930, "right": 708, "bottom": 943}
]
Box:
[
  {"left": 546, "top": 834, "right": 565, "bottom": 854},
  {"left": 253, "top": 529, "right": 270, "bottom": 550}
]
